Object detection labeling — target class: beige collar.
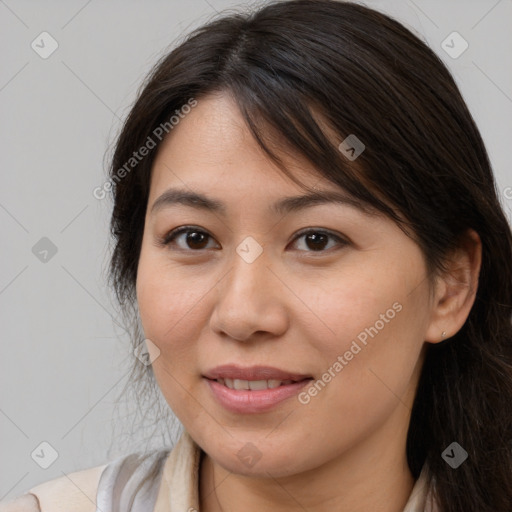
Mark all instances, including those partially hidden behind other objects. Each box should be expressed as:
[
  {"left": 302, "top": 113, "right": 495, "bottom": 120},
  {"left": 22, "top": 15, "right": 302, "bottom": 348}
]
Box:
[{"left": 154, "top": 430, "right": 438, "bottom": 512}]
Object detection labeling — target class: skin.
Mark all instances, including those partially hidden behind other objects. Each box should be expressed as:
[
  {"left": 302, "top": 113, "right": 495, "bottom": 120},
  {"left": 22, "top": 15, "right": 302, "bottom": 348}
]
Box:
[{"left": 136, "top": 91, "right": 481, "bottom": 512}]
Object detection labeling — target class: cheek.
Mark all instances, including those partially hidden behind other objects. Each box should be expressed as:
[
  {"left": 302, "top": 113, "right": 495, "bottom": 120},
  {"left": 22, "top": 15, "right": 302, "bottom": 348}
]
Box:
[
  {"left": 136, "top": 251, "right": 206, "bottom": 359},
  {"left": 136, "top": 252, "right": 209, "bottom": 420},
  {"left": 299, "top": 261, "right": 427, "bottom": 399},
  {"left": 299, "top": 268, "right": 403, "bottom": 352}
]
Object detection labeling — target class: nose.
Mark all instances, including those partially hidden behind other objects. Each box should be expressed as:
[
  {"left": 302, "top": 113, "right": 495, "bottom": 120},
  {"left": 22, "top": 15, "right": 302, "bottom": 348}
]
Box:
[{"left": 209, "top": 248, "right": 289, "bottom": 342}]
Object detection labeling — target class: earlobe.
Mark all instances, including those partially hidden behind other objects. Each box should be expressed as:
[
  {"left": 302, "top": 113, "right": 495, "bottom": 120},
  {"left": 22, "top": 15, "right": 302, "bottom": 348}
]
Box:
[{"left": 424, "top": 229, "right": 482, "bottom": 344}]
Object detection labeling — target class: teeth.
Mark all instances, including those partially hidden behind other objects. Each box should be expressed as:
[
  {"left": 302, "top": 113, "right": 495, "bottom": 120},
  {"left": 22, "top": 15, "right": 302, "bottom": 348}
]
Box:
[
  {"left": 216, "top": 378, "right": 297, "bottom": 390},
  {"left": 248, "top": 380, "right": 267, "bottom": 390},
  {"left": 233, "top": 379, "right": 250, "bottom": 390}
]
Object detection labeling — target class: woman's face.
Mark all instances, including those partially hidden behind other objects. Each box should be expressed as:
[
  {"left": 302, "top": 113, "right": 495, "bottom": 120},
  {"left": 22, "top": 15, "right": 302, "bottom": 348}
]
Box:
[{"left": 136, "top": 91, "right": 437, "bottom": 477}]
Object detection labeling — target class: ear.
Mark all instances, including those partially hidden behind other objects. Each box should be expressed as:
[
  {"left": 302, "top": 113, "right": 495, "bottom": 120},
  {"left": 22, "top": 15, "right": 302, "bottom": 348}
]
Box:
[{"left": 424, "top": 229, "right": 482, "bottom": 343}]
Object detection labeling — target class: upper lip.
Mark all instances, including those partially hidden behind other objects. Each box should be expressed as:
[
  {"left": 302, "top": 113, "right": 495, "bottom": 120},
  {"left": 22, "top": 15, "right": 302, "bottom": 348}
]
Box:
[{"left": 203, "top": 365, "right": 312, "bottom": 382}]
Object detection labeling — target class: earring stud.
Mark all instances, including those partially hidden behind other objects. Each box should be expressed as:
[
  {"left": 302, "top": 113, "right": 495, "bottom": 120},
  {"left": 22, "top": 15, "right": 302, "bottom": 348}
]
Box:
[{"left": 441, "top": 331, "right": 447, "bottom": 338}]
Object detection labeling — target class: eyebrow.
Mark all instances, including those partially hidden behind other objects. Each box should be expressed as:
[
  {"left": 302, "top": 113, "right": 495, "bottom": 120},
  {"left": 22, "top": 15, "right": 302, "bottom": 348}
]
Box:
[{"left": 150, "top": 187, "right": 377, "bottom": 217}]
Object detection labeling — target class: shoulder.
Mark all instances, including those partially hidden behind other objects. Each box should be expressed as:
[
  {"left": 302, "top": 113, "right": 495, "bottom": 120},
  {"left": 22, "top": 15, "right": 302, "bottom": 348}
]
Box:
[
  {"left": 0, "top": 463, "right": 107, "bottom": 512},
  {"left": 0, "top": 446, "right": 176, "bottom": 512},
  {"left": 0, "top": 493, "right": 40, "bottom": 512},
  {"left": 29, "top": 463, "right": 107, "bottom": 512}
]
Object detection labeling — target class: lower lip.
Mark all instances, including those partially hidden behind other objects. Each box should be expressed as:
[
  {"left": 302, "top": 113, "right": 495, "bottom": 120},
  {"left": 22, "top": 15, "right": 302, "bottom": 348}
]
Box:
[{"left": 204, "top": 378, "right": 312, "bottom": 414}]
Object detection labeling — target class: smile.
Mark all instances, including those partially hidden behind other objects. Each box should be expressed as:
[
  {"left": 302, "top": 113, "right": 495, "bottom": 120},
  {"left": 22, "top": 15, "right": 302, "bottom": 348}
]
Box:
[
  {"left": 204, "top": 377, "right": 313, "bottom": 414},
  {"left": 214, "top": 378, "right": 297, "bottom": 390}
]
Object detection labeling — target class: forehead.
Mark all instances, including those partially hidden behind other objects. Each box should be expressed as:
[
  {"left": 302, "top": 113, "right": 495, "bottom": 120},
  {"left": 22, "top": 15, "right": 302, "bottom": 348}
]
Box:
[
  {"left": 147, "top": 92, "right": 380, "bottom": 220},
  {"left": 150, "top": 92, "right": 340, "bottom": 200},
  {"left": 151, "top": 93, "right": 313, "bottom": 181}
]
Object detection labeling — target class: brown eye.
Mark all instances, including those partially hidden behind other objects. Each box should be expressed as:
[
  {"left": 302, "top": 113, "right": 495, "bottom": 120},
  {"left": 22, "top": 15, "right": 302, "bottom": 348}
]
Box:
[
  {"left": 290, "top": 229, "right": 348, "bottom": 253},
  {"left": 161, "top": 226, "right": 348, "bottom": 255},
  {"left": 303, "top": 232, "right": 329, "bottom": 251},
  {"left": 163, "top": 227, "right": 218, "bottom": 251}
]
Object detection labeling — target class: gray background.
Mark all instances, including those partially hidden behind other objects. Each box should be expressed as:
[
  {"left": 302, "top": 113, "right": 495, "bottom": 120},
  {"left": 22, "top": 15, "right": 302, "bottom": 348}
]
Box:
[{"left": 1, "top": 0, "right": 511, "bottom": 500}]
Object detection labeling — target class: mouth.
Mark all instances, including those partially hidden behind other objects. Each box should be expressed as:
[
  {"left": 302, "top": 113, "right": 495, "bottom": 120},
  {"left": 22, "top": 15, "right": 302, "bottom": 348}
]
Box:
[
  {"left": 202, "top": 364, "right": 313, "bottom": 383},
  {"left": 208, "top": 377, "right": 312, "bottom": 390},
  {"left": 202, "top": 365, "right": 314, "bottom": 413}
]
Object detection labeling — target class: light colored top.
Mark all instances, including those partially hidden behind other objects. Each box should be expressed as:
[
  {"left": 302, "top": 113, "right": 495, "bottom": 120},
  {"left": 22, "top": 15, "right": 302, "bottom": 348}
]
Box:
[{"left": 0, "top": 430, "right": 439, "bottom": 511}]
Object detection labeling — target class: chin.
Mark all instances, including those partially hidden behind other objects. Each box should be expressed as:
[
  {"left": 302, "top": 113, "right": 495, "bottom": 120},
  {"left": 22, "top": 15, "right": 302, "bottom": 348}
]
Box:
[
  {"left": 218, "top": 455, "right": 299, "bottom": 478},
  {"left": 205, "top": 439, "right": 309, "bottom": 478}
]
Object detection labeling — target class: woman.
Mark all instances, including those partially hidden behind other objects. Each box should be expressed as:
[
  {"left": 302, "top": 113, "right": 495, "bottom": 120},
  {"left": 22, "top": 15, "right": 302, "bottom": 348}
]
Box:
[{"left": 3, "top": 0, "right": 511, "bottom": 510}]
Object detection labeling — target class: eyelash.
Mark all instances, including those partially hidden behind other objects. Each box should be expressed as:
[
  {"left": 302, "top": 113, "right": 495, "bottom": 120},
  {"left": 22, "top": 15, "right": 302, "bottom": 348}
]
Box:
[{"left": 159, "top": 225, "right": 349, "bottom": 255}]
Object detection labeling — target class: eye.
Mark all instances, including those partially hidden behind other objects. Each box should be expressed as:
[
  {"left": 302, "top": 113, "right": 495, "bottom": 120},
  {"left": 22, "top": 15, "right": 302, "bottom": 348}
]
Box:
[
  {"left": 161, "top": 226, "right": 218, "bottom": 251},
  {"left": 290, "top": 228, "right": 348, "bottom": 253},
  {"left": 160, "top": 226, "right": 348, "bottom": 254}
]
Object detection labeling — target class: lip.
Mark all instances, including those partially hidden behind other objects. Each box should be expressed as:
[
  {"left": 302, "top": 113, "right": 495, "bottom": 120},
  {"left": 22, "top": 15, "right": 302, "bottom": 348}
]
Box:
[
  {"left": 203, "top": 365, "right": 313, "bottom": 414},
  {"left": 203, "top": 364, "right": 311, "bottom": 382}
]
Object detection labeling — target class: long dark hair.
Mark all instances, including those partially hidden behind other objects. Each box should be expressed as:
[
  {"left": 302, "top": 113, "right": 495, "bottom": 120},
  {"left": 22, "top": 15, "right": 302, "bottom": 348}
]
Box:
[{"left": 106, "top": 1, "right": 512, "bottom": 510}]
